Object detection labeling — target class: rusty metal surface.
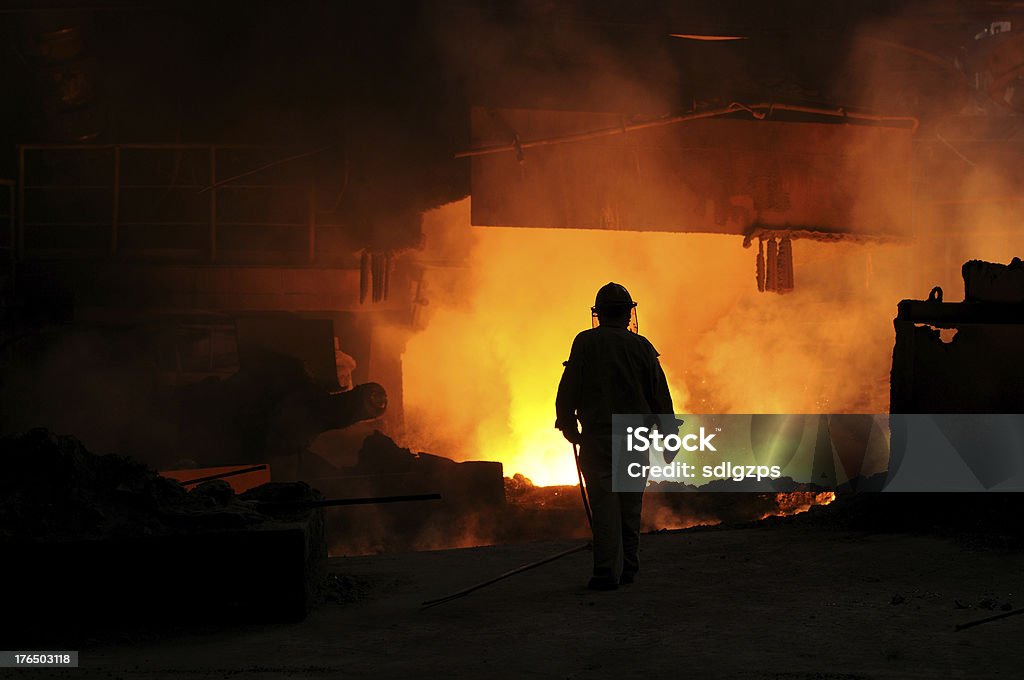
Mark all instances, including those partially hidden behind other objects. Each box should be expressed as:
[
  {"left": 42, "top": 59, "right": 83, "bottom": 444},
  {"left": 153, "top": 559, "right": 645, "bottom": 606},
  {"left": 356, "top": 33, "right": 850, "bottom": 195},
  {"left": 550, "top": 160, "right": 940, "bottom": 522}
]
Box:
[{"left": 470, "top": 107, "right": 914, "bottom": 235}]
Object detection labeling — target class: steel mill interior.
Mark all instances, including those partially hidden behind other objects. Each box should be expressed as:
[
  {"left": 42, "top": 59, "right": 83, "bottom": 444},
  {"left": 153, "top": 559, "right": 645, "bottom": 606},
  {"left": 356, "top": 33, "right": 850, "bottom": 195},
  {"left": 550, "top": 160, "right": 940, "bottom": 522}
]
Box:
[{"left": 2, "top": 1, "right": 1024, "bottom": 678}]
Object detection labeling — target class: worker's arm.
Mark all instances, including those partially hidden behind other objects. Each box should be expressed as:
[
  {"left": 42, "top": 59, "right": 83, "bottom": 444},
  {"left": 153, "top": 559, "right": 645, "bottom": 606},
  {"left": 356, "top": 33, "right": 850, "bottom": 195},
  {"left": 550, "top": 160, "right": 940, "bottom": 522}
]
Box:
[
  {"left": 645, "top": 343, "right": 675, "bottom": 430},
  {"left": 555, "top": 334, "right": 585, "bottom": 443},
  {"left": 646, "top": 349, "right": 680, "bottom": 462},
  {"left": 651, "top": 359, "right": 674, "bottom": 417}
]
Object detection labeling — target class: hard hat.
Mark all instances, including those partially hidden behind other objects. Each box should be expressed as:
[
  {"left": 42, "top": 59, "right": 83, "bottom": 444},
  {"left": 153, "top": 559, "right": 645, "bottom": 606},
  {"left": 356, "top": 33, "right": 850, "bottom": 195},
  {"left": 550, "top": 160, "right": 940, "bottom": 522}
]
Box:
[{"left": 592, "top": 282, "right": 636, "bottom": 312}]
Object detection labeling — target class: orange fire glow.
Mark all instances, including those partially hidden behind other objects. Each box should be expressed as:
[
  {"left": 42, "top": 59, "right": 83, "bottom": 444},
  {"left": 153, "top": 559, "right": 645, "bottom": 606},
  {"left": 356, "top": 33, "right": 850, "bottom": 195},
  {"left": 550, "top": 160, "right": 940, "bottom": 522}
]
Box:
[
  {"left": 403, "top": 200, "right": 875, "bottom": 485},
  {"left": 401, "top": 183, "right": 1023, "bottom": 486}
]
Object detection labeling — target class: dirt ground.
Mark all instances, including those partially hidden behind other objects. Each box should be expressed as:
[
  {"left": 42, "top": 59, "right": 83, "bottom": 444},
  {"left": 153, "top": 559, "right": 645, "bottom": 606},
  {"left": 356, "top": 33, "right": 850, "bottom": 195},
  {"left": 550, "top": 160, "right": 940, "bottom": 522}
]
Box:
[{"left": 47, "top": 524, "right": 1024, "bottom": 679}]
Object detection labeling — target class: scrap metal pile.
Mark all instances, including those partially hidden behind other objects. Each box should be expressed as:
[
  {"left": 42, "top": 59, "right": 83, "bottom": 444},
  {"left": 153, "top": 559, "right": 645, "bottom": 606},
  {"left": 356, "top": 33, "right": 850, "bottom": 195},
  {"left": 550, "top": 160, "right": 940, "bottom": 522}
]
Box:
[
  {"left": 0, "top": 429, "right": 328, "bottom": 538},
  {"left": 1, "top": 429, "right": 327, "bottom": 644},
  {"left": 0, "top": 429, "right": 294, "bottom": 539}
]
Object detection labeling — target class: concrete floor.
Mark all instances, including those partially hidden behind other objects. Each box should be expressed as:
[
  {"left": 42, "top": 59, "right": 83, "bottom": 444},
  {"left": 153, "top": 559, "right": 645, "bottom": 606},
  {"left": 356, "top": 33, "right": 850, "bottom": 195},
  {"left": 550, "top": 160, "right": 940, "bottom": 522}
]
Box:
[{"left": 62, "top": 525, "right": 1024, "bottom": 679}]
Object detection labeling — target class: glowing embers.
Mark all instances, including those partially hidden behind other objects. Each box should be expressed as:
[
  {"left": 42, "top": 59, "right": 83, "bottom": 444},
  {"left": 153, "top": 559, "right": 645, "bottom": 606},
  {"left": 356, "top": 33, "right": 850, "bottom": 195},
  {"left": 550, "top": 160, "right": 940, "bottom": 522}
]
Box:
[
  {"left": 768, "top": 491, "right": 837, "bottom": 518},
  {"left": 756, "top": 236, "right": 795, "bottom": 294}
]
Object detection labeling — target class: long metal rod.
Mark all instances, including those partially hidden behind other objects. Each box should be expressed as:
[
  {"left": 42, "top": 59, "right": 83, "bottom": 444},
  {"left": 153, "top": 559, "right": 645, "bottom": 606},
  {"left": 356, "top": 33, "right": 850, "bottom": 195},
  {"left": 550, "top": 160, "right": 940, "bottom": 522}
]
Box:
[
  {"left": 294, "top": 491, "right": 442, "bottom": 507},
  {"left": 177, "top": 465, "right": 269, "bottom": 486},
  {"left": 263, "top": 493, "right": 442, "bottom": 508},
  {"left": 573, "top": 442, "right": 593, "bottom": 531},
  {"left": 17, "top": 143, "right": 264, "bottom": 150},
  {"left": 198, "top": 146, "right": 330, "bottom": 194},
  {"left": 421, "top": 542, "right": 591, "bottom": 609},
  {"left": 955, "top": 606, "right": 1024, "bottom": 632},
  {"left": 740, "top": 228, "right": 909, "bottom": 248},
  {"left": 455, "top": 101, "right": 919, "bottom": 159},
  {"left": 174, "top": 465, "right": 442, "bottom": 506},
  {"left": 420, "top": 443, "right": 595, "bottom": 609}
]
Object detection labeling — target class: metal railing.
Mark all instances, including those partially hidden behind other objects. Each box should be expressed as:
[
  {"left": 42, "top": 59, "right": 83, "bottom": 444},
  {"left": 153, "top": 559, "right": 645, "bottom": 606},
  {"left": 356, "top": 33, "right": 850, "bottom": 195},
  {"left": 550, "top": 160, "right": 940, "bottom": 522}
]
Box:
[{"left": 17, "top": 144, "right": 326, "bottom": 265}]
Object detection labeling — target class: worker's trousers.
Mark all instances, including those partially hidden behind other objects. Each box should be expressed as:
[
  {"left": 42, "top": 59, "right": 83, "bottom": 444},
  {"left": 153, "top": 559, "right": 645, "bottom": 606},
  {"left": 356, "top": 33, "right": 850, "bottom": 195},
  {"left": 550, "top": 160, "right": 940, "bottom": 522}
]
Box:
[{"left": 578, "top": 436, "right": 644, "bottom": 582}]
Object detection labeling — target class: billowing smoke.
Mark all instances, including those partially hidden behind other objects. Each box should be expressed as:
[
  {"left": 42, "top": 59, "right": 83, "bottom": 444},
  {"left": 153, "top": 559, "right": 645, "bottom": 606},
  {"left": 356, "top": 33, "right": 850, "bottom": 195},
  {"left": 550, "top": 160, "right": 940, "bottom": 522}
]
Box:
[
  {"left": 400, "top": 202, "right": 913, "bottom": 485},
  {"left": 398, "top": 5, "right": 1024, "bottom": 485}
]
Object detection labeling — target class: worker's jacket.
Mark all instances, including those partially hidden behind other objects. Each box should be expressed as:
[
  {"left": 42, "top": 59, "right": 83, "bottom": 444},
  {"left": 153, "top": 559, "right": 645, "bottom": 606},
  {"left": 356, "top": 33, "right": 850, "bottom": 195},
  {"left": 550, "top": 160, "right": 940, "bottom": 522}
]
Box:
[{"left": 555, "top": 325, "right": 674, "bottom": 437}]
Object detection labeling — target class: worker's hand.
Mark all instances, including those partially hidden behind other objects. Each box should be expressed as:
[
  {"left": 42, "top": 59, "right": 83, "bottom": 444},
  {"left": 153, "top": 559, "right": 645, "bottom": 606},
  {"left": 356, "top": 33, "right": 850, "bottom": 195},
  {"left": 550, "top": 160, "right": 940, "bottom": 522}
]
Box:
[{"left": 560, "top": 425, "right": 583, "bottom": 445}]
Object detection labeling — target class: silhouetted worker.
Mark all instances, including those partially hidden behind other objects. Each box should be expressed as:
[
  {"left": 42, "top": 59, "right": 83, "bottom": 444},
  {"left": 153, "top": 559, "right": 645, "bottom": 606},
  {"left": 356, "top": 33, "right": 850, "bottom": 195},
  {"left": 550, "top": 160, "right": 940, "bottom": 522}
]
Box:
[{"left": 555, "top": 282, "right": 674, "bottom": 591}]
